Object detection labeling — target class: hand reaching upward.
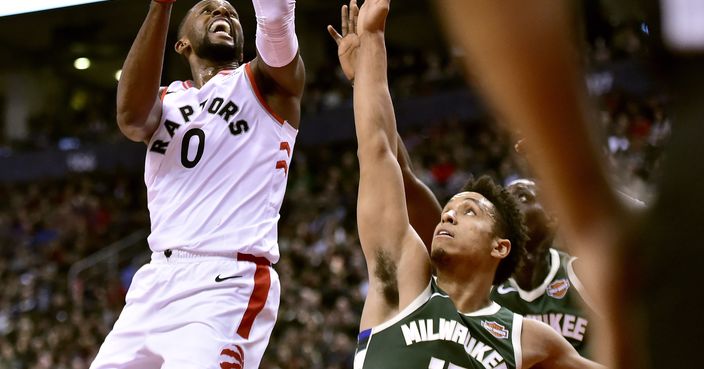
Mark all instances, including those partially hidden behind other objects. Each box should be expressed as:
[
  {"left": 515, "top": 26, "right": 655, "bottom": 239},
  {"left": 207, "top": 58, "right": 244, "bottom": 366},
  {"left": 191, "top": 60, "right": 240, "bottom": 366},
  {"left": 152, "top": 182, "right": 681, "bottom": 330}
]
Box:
[
  {"left": 327, "top": 0, "right": 360, "bottom": 82},
  {"left": 357, "top": 0, "right": 390, "bottom": 34}
]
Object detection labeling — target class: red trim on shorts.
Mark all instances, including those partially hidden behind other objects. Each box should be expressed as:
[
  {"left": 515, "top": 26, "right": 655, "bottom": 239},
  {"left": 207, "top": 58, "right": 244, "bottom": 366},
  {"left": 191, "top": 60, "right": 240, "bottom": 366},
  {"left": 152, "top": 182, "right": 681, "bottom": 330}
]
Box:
[
  {"left": 236, "top": 254, "right": 271, "bottom": 339},
  {"left": 237, "top": 253, "right": 271, "bottom": 266},
  {"left": 244, "top": 63, "right": 285, "bottom": 126},
  {"left": 279, "top": 141, "right": 291, "bottom": 157},
  {"left": 220, "top": 345, "right": 245, "bottom": 369}
]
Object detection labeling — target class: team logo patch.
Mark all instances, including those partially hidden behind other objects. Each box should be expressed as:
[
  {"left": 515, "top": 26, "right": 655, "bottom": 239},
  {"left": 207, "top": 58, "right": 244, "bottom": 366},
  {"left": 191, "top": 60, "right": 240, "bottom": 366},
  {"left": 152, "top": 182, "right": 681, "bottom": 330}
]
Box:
[
  {"left": 481, "top": 320, "right": 509, "bottom": 340},
  {"left": 547, "top": 278, "right": 570, "bottom": 299},
  {"left": 219, "top": 344, "right": 245, "bottom": 369}
]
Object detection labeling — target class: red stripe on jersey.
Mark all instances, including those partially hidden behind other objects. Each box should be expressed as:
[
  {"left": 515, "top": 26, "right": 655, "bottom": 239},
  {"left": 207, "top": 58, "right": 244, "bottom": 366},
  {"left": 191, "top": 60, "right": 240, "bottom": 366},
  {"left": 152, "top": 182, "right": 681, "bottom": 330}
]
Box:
[
  {"left": 275, "top": 160, "right": 288, "bottom": 175},
  {"left": 236, "top": 256, "right": 271, "bottom": 339},
  {"left": 279, "top": 142, "right": 291, "bottom": 157},
  {"left": 220, "top": 363, "right": 242, "bottom": 369},
  {"left": 221, "top": 349, "right": 242, "bottom": 362},
  {"left": 244, "top": 63, "right": 285, "bottom": 126},
  {"left": 159, "top": 87, "right": 169, "bottom": 101}
]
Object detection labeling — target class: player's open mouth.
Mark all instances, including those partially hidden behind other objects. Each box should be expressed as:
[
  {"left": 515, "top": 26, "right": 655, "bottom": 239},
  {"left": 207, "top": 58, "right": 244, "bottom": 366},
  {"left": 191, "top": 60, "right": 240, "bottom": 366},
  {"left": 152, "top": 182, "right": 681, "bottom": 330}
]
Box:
[
  {"left": 209, "top": 18, "right": 233, "bottom": 38},
  {"left": 435, "top": 229, "right": 454, "bottom": 239}
]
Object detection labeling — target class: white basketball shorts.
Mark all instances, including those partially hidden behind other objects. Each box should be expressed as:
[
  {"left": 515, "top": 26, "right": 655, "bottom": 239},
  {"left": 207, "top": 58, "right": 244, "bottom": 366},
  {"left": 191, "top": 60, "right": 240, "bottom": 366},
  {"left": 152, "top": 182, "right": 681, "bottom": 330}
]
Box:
[{"left": 89, "top": 250, "right": 280, "bottom": 369}]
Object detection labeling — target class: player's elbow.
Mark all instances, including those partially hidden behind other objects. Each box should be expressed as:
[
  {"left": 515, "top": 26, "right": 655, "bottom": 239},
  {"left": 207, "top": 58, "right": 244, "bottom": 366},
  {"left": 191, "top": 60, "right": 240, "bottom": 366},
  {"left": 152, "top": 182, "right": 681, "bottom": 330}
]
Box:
[
  {"left": 357, "top": 135, "right": 394, "bottom": 163},
  {"left": 116, "top": 112, "right": 151, "bottom": 142}
]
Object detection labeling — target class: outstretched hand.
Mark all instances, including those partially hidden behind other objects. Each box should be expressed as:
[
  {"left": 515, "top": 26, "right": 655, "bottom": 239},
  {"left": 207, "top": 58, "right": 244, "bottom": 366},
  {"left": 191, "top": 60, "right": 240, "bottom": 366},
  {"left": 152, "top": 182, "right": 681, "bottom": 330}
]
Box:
[
  {"left": 327, "top": 0, "right": 390, "bottom": 83},
  {"left": 327, "top": 0, "right": 360, "bottom": 82},
  {"left": 356, "top": 0, "right": 390, "bottom": 34}
]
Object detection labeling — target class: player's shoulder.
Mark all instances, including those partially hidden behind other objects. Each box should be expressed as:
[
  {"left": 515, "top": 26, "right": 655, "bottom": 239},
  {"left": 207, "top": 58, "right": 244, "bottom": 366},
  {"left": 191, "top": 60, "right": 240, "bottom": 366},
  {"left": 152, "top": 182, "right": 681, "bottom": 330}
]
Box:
[{"left": 163, "top": 80, "right": 196, "bottom": 94}]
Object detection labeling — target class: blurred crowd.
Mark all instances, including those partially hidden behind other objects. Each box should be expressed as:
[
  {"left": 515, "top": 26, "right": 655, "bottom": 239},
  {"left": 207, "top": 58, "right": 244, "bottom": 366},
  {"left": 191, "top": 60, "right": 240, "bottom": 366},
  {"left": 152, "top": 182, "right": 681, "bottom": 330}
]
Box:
[
  {"left": 0, "top": 11, "right": 668, "bottom": 369},
  {"left": 0, "top": 17, "right": 653, "bottom": 153},
  {"left": 0, "top": 97, "right": 668, "bottom": 369}
]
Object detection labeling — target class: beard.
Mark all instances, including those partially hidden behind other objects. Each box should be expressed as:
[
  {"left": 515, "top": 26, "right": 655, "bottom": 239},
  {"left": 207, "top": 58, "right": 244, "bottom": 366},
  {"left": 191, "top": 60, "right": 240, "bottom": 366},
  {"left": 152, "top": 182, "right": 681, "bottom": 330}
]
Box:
[
  {"left": 430, "top": 247, "right": 450, "bottom": 267},
  {"left": 193, "top": 35, "right": 243, "bottom": 64}
]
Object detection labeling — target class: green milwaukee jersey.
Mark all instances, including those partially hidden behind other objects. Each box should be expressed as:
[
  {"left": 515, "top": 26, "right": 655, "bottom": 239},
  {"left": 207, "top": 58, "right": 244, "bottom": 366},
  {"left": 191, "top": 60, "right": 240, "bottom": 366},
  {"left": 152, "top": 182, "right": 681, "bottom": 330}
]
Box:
[
  {"left": 354, "top": 278, "right": 523, "bottom": 369},
  {"left": 491, "top": 248, "right": 594, "bottom": 357}
]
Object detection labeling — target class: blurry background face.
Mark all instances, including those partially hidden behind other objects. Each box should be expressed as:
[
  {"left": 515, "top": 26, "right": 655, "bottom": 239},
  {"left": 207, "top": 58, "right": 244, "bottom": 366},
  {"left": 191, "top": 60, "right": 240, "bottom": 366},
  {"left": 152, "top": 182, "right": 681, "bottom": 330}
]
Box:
[{"left": 507, "top": 181, "right": 553, "bottom": 249}]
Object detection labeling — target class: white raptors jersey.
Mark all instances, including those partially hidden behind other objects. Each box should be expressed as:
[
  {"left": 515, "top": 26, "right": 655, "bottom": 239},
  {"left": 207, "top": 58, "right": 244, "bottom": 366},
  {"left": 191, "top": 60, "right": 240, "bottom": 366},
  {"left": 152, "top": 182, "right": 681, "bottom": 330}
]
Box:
[{"left": 144, "top": 63, "right": 296, "bottom": 263}]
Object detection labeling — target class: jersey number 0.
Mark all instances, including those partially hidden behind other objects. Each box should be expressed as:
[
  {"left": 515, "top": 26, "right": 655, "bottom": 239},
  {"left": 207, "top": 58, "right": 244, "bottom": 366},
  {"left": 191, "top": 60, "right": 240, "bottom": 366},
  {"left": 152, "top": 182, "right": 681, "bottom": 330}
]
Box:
[{"left": 181, "top": 128, "right": 206, "bottom": 168}]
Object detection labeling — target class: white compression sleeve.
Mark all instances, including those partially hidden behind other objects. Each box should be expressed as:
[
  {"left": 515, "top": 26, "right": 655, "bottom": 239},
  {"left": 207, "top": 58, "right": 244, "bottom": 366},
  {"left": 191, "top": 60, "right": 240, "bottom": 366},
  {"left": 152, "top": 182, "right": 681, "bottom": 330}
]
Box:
[{"left": 252, "top": 0, "right": 299, "bottom": 68}]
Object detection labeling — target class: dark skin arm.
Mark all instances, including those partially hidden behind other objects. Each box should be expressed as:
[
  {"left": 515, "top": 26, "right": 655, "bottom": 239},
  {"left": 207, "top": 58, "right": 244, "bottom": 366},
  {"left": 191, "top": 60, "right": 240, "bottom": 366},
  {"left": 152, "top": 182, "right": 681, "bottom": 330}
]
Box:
[
  {"left": 250, "top": 53, "right": 305, "bottom": 128},
  {"left": 397, "top": 135, "right": 442, "bottom": 248},
  {"left": 436, "top": 0, "right": 634, "bottom": 366},
  {"left": 116, "top": 2, "right": 172, "bottom": 143},
  {"left": 249, "top": 0, "right": 306, "bottom": 129}
]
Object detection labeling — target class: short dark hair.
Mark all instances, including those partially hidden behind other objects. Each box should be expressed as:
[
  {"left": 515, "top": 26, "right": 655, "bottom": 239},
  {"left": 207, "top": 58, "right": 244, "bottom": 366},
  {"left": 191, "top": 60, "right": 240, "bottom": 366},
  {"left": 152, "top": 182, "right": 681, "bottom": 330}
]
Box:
[{"left": 461, "top": 175, "right": 527, "bottom": 285}]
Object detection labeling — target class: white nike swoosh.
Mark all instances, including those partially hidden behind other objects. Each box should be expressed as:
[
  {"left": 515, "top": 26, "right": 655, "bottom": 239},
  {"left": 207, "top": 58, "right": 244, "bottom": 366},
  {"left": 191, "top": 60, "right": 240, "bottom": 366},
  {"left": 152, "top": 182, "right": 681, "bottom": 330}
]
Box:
[{"left": 496, "top": 285, "right": 517, "bottom": 294}]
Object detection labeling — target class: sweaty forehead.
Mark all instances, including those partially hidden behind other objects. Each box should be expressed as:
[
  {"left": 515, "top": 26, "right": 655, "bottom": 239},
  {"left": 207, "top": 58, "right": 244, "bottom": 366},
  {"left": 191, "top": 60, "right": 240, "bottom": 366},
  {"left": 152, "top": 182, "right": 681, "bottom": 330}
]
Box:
[
  {"left": 193, "top": 0, "right": 237, "bottom": 13},
  {"left": 507, "top": 179, "right": 535, "bottom": 190},
  {"left": 446, "top": 192, "right": 496, "bottom": 214}
]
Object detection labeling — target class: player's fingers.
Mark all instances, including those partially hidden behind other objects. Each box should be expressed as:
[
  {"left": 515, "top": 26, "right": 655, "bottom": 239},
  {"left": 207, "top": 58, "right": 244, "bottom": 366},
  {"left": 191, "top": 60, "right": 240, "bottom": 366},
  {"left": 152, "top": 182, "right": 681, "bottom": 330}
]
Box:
[
  {"left": 350, "top": 0, "right": 358, "bottom": 34},
  {"left": 327, "top": 25, "right": 342, "bottom": 43},
  {"left": 341, "top": 5, "right": 349, "bottom": 36}
]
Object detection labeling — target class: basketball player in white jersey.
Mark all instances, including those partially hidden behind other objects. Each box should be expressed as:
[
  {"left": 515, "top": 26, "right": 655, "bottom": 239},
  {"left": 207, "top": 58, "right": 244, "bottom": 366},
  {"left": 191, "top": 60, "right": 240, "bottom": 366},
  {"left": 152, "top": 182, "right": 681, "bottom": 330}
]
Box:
[{"left": 90, "top": 0, "right": 304, "bottom": 368}]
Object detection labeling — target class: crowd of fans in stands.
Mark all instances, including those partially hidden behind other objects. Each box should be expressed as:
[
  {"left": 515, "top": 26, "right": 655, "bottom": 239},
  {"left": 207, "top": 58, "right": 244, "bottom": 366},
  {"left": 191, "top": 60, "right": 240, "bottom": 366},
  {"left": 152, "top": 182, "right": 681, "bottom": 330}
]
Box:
[
  {"left": 0, "top": 18, "right": 652, "bottom": 153},
  {"left": 0, "top": 17, "right": 667, "bottom": 369},
  {"left": 0, "top": 104, "right": 667, "bottom": 368}
]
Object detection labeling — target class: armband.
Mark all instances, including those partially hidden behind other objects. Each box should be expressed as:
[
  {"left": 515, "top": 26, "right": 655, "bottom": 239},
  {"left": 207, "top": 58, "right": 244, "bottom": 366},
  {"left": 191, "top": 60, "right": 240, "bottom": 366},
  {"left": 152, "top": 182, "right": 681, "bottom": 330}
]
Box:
[{"left": 253, "top": 0, "right": 299, "bottom": 67}]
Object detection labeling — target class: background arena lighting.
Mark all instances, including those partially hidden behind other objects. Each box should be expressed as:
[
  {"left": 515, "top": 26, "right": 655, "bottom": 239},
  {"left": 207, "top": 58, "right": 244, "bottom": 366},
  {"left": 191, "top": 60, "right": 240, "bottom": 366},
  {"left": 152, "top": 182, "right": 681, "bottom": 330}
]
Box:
[
  {"left": 74, "top": 57, "right": 91, "bottom": 70},
  {"left": 0, "top": 0, "right": 109, "bottom": 17}
]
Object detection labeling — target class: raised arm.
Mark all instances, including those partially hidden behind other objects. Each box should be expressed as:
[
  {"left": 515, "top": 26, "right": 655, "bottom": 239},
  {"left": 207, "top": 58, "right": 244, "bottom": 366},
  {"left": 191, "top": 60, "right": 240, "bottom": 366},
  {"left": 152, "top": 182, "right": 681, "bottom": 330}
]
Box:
[
  {"left": 249, "top": 0, "right": 305, "bottom": 127},
  {"left": 329, "top": 3, "right": 441, "bottom": 248},
  {"left": 352, "top": 0, "right": 431, "bottom": 330},
  {"left": 116, "top": 1, "right": 173, "bottom": 143},
  {"left": 435, "top": 0, "right": 627, "bottom": 278},
  {"left": 435, "top": 3, "right": 633, "bottom": 365},
  {"left": 397, "top": 134, "right": 442, "bottom": 248}
]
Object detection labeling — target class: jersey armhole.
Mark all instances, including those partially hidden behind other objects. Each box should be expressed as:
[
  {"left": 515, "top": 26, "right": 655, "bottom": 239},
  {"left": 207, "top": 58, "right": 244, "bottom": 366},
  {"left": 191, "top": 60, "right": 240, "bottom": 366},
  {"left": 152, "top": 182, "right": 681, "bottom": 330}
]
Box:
[
  {"left": 512, "top": 314, "right": 523, "bottom": 369},
  {"left": 159, "top": 86, "right": 168, "bottom": 102},
  {"left": 363, "top": 280, "right": 433, "bottom": 335},
  {"left": 244, "top": 63, "right": 286, "bottom": 126}
]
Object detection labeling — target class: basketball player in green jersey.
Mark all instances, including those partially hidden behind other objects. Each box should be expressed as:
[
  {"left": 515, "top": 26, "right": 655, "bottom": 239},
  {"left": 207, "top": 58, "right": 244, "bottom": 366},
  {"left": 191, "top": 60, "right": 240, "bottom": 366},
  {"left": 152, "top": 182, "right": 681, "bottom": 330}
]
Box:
[
  {"left": 330, "top": 0, "right": 605, "bottom": 368},
  {"left": 491, "top": 179, "right": 596, "bottom": 357}
]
